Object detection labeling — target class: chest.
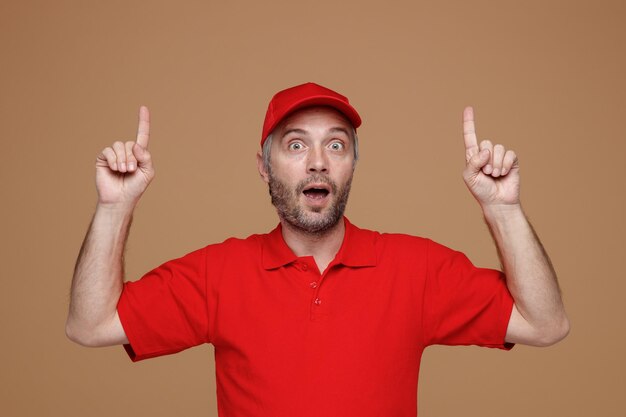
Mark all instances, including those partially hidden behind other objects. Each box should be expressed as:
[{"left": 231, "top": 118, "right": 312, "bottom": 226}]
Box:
[{"left": 211, "top": 260, "right": 425, "bottom": 357}]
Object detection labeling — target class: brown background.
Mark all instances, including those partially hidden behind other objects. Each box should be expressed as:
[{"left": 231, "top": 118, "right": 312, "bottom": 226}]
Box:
[{"left": 1, "top": 0, "right": 624, "bottom": 416}]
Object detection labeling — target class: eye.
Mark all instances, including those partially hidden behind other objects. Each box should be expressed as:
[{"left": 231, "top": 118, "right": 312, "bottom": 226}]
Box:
[
  {"left": 329, "top": 142, "right": 344, "bottom": 151},
  {"left": 288, "top": 142, "right": 304, "bottom": 151}
]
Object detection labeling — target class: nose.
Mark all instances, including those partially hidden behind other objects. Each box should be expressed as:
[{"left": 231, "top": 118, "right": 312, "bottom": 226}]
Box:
[{"left": 307, "top": 145, "right": 328, "bottom": 173}]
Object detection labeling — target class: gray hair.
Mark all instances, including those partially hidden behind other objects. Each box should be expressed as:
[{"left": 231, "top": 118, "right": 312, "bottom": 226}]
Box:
[{"left": 262, "top": 128, "right": 359, "bottom": 171}]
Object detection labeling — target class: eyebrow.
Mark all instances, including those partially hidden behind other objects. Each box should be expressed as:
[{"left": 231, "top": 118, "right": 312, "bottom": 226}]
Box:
[
  {"left": 281, "top": 127, "right": 351, "bottom": 139},
  {"left": 328, "top": 127, "right": 350, "bottom": 137},
  {"left": 281, "top": 128, "right": 308, "bottom": 138}
]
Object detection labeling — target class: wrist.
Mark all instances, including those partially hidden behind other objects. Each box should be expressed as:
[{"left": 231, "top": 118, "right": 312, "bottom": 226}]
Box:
[
  {"left": 91, "top": 203, "right": 135, "bottom": 245},
  {"left": 96, "top": 200, "right": 137, "bottom": 213},
  {"left": 481, "top": 202, "right": 525, "bottom": 223}
]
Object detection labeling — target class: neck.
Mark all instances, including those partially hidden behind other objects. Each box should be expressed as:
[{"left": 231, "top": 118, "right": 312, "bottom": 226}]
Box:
[{"left": 280, "top": 217, "right": 346, "bottom": 274}]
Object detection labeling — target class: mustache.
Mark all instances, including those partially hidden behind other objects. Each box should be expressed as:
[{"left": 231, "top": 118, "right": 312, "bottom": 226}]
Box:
[{"left": 295, "top": 174, "right": 338, "bottom": 194}]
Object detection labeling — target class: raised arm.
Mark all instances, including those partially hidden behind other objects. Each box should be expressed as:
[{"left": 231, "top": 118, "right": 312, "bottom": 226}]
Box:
[
  {"left": 461, "top": 107, "right": 569, "bottom": 347},
  {"left": 66, "top": 106, "right": 154, "bottom": 347}
]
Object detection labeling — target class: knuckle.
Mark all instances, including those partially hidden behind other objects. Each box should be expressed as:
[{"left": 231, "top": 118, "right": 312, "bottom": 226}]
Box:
[{"left": 126, "top": 143, "right": 136, "bottom": 154}]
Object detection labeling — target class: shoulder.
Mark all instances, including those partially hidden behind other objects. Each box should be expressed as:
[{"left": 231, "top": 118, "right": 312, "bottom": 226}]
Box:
[
  {"left": 200, "top": 232, "right": 266, "bottom": 258},
  {"left": 350, "top": 222, "right": 466, "bottom": 263},
  {"left": 357, "top": 224, "right": 430, "bottom": 251},
  {"left": 349, "top": 221, "right": 431, "bottom": 260}
]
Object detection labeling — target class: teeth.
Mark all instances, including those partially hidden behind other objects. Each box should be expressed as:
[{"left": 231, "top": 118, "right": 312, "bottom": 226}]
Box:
[{"left": 303, "top": 188, "right": 329, "bottom": 199}]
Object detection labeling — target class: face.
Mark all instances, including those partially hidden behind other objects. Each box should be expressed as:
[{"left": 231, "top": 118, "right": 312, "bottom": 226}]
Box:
[{"left": 257, "top": 106, "right": 356, "bottom": 234}]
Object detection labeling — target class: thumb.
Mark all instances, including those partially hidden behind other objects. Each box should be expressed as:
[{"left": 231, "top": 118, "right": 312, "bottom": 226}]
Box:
[
  {"left": 467, "top": 148, "right": 490, "bottom": 173},
  {"left": 133, "top": 142, "right": 153, "bottom": 170}
]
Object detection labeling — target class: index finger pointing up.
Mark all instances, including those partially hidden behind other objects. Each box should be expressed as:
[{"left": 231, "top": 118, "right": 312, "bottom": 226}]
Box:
[
  {"left": 463, "top": 106, "right": 478, "bottom": 158},
  {"left": 136, "top": 105, "right": 150, "bottom": 148}
]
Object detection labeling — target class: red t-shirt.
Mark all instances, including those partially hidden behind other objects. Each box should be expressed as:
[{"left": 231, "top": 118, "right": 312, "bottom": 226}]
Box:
[{"left": 117, "top": 217, "right": 514, "bottom": 417}]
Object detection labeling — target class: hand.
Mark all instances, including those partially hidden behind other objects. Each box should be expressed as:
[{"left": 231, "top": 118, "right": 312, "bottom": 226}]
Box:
[
  {"left": 462, "top": 106, "right": 520, "bottom": 208},
  {"left": 95, "top": 106, "right": 155, "bottom": 207}
]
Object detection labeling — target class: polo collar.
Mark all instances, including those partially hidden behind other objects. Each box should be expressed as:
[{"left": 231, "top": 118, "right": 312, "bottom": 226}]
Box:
[
  {"left": 261, "top": 217, "right": 377, "bottom": 270},
  {"left": 261, "top": 223, "right": 298, "bottom": 270},
  {"left": 336, "top": 217, "right": 378, "bottom": 268}
]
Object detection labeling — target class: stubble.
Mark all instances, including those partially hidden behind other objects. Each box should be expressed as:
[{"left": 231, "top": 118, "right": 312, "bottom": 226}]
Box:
[{"left": 268, "top": 171, "right": 352, "bottom": 235}]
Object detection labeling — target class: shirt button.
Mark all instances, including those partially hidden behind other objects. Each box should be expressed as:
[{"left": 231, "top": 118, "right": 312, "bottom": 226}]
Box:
[
  {"left": 309, "top": 281, "right": 318, "bottom": 289},
  {"left": 301, "top": 263, "right": 308, "bottom": 271},
  {"left": 314, "top": 298, "right": 322, "bottom": 306}
]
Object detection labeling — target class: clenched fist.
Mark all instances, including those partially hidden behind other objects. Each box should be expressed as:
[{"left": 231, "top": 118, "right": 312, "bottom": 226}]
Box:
[{"left": 95, "top": 106, "right": 155, "bottom": 207}]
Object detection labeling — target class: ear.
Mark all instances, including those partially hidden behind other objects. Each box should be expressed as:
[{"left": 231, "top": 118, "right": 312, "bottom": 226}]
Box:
[{"left": 256, "top": 150, "right": 269, "bottom": 183}]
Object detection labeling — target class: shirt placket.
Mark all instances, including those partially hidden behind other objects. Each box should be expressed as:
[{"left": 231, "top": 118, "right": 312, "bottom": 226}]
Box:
[{"left": 295, "top": 258, "right": 331, "bottom": 321}]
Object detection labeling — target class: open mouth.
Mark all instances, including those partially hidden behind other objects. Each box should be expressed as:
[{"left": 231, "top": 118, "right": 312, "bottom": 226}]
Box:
[{"left": 302, "top": 184, "right": 331, "bottom": 200}]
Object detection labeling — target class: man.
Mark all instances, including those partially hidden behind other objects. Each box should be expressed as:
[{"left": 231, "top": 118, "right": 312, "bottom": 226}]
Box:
[{"left": 66, "top": 82, "right": 569, "bottom": 416}]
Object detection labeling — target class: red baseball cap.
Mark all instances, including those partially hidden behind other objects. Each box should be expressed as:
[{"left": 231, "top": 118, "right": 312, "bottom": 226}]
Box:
[{"left": 261, "top": 82, "right": 362, "bottom": 146}]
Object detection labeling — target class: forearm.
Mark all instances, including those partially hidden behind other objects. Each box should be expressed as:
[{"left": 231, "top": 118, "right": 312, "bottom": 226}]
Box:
[
  {"left": 66, "top": 203, "right": 134, "bottom": 345},
  {"left": 483, "top": 203, "right": 569, "bottom": 343}
]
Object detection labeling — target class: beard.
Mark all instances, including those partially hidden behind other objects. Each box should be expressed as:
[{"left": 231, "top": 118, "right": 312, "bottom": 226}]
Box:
[{"left": 268, "top": 171, "right": 352, "bottom": 235}]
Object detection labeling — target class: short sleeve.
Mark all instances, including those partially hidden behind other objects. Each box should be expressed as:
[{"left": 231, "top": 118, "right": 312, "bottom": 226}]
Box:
[
  {"left": 117, "top": 247, "right": 209, "bottom": 361},
  {"left": 422, "top": 239, "right": 514, "bottom": 350}
]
